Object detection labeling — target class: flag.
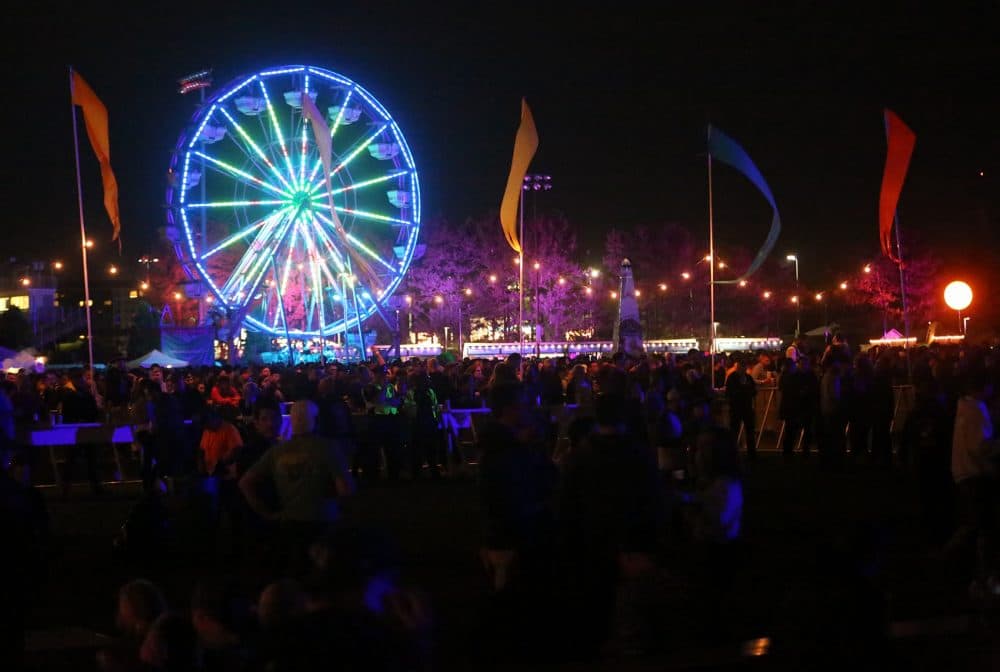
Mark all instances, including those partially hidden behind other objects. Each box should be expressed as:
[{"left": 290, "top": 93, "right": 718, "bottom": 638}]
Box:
[
  {"left": 71, "top": 71, "right": 121, "bottom": 242},
  {"left": 301, "top": 90, "right": 377, "bottom": 288},
  {"left": 499, "top": 99, "right": 538, "bottom": 254},
  {"left": 879, "top": 109, "right": 915, "bottom": 263},
  {"left": 707, "top": 125, "right": 781, "bottom": 282}
]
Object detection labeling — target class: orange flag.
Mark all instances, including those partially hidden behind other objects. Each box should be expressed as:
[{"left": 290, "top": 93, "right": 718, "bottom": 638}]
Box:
[
  {"left": 71, "top": 71, "right": 121, "bottom": 242},
  {"left": 499, "top": 99, "right": 538, "bottom": 254}
]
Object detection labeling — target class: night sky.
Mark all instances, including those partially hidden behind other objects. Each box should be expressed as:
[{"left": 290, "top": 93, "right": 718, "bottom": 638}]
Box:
[{"left": 6, "top": 3, "right": 998, "bottom": 291}]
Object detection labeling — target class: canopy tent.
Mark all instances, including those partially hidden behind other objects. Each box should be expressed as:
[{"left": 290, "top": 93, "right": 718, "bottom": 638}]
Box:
[
  {"left": 804, "top": 323, "right": 840, "bottom": 337},
  {"left": 127, "top": 349, "right": 190, "bottom": 369}
]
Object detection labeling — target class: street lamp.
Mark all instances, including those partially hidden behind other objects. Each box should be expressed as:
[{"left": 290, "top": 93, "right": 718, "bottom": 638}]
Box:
[
  {"left": 944, "top": 280, "right": 973, "bottom": 335},
  {"left": 53, "top": 261, "right": 64, "bottom": 271},
  {"left": 786, "top": 254, "right": 800, "bottom": 336}
]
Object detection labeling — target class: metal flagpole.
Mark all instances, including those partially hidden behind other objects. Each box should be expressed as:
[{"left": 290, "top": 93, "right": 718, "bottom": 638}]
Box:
[
  {"left": 69, "top": 67, "right": 95, "bottom": 373},
  {"left": 894, "top": 213, "right": 911, "bottom": 378},
  {"left": 885, "top": 114, "right": 912, "bottom": 379},
  {"left": 518, "top": 186, "right": 525, "bottom": 361},
  {"left": 707, "top": 127, "right": 716, "bottom": 385}
]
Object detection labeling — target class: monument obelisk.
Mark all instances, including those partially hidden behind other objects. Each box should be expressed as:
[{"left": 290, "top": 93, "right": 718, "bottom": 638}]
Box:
[{"left": 613, "top": 258, "right": 644, "bottom": 356}]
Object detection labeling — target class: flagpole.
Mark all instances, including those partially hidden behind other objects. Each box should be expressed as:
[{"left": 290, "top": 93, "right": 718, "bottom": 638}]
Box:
[
  {"left": 69, "top": 67, "right": 95, "bottom": 373},
  {"left": 885, "top": 113, "right": 912, "bottom": 379},
  {"left": 707, "top": 127, "right": 716, "bottom": 386},
  {"left": 518, "top": 186, "right": 525, "bottom": 362}
]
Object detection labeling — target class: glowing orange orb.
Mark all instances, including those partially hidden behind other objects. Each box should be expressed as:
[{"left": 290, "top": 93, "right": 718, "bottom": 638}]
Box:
[{"left": 944, "top": 281, "right": 972, "bottom": 311}]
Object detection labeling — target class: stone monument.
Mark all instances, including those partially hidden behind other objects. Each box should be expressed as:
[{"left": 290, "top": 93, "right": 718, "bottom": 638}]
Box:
[{"left": 613, "top": 258, "right": 644, "bottom": 356}]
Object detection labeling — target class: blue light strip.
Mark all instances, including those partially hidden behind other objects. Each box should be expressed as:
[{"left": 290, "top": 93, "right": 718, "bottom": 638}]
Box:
[
  {"left": 352, "top": 84, "right": 391, "bottom": 121},
  {"left": 306, "top": 67, "right": 352, "bottom": 86},
  {"left": 259, "top": 66, "right": 305, "bottom": 77},
  {"left": 216, "top": 75, "right": 258, "bottom": 103}
]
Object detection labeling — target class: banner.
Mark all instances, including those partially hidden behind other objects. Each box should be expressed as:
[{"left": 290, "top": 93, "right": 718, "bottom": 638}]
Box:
[
  {"left": 707, "top": 125, "right": 781, "bottom": 283},
  {"left": 499, "top": 99, "right": 538, "bottom": 254},
  {"left": 71, "top": 71, "right": 121, "bottom": 242},
  {"left": 879, "top": 109, "right": 916, "bottom": 263}
]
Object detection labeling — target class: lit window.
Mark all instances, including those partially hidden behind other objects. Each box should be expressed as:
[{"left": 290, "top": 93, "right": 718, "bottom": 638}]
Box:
[
  {"left": 10, "top": 296, "right": 29, "bottom": 310},
  {"left": 129, "top": 291, "right": 139, "bottom": 299}
]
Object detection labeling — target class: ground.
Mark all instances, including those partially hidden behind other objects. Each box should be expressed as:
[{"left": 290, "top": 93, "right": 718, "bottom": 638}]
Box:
[{"left": 21, "top": 453, "right": 1000, "bottom": 670}]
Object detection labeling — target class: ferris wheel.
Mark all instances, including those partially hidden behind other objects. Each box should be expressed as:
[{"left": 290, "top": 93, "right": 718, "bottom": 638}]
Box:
[{"left": 165, "top": 64, "right": 421, "bottom": 340}]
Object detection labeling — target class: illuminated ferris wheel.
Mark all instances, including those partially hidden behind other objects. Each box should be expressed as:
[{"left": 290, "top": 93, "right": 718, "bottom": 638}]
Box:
[{"left": 165, "top": 64, "right": 420, "bottom": 339}]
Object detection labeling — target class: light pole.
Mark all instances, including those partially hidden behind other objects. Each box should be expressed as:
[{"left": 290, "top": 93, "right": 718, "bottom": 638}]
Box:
[
  {"left": 459, "top": 287, "right": 472, "bottom": 356},
  {"left": 138, "top": 255, "right": 160, "bottom": 285},
  {"left": 944, "top": 281, "right": 973, "bottom": 336},
  {"left": 786, "top": 254, "right": 800, "bottom": 336}
]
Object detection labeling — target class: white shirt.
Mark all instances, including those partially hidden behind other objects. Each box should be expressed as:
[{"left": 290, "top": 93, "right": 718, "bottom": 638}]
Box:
[{"left": 951, "top": 396, "right": 996, "bottom": 483}]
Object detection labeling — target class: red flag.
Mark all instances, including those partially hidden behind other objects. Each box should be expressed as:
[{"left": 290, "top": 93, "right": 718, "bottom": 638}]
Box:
[{"left": 879, "top": 109, "right": 915, "bottom": 263}]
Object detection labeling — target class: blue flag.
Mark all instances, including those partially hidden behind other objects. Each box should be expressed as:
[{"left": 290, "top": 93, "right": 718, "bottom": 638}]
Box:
[{"left": 707, "top": 125, "right": 781, "bottom": 282}]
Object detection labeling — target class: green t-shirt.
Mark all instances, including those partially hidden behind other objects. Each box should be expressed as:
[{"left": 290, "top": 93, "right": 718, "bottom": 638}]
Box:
[{"left": 245, "top": 433, "right": 348, "bottom": 522}]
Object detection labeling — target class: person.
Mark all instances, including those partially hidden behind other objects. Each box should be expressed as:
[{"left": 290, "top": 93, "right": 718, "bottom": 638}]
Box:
[
  {"left": 366, "top": 367, "right": 404, "bottom": 481},
  {"left": 0, "top": 444, "right": 49, "bottom": 669},
  {"left": 724, "top": 355, "right": 757, "bottom": 459},
  {"left": 477, "top": 381, "right": 558, "bottom": 660},
  {"left": 210, "top": 374, "right": 242, "bottom": 422},
  {"left": 190, "top": 578, "right": 255, "bottom": 672},
  {"left": 681, "top": 425, "right": 744, "bottom": 641},
  {"left": 404, "top": 373, "right": 442, "bottom": 479},
  {"left": 139, "top": 612, "right": 200, "bottom": 672},
  {"left": 558, "top": 393, "right": 661, "bottom": 655},
  {"left": 779, "top": 359, "right": 808, "bottom": 457},
  {"left": 97, "top": 580, "right": 167, "bottom": 672},
  {"left": 750, "top": 352, "right": 773, "bottom": 384},
  {"left": 945, "top": 371, "right": 999, "bottom": 588},
  {"left": 239, "top": 400, "right": 355, "bottom": 571},
  {"left": 198, "top": 410, "right": 244, "bottom": 480},
  {"left": 59, "top": 369, "right": 103, "bottom": 497}
]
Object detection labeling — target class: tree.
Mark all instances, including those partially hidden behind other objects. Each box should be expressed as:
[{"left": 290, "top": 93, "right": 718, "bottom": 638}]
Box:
[
  {"left": 848, "top": 240, "right": 941, "bottom": 333},
  {"left": 399, "top": 212, "right": 592, "bottom": 345}
]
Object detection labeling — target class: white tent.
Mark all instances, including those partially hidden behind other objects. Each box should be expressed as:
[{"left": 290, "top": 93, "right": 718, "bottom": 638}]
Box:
[{"left": 127, "top": 349, "right": 190, "bottom": 369}]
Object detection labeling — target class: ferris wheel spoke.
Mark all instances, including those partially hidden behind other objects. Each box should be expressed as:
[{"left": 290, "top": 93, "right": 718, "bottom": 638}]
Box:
[
  {"left": 314, "top": 199, "right": 411, "bottom": 226},
  {"left": 201, "top": 207, "right": 288, "bottom": 260},
  {"left": 186, "top": 199, "right": 287, "bottom": 209},
  {"left": 298, "top": 218, "right": 341, "bottom": 287},
  {"left": 218, "top": 108, "right": 296, "bottom": 194},
  {"left": 192, "top": 151, "right": 290, "bottom": 200},
  {"left": 309, "top": 212, "right": 357, "bottom": 274},
  {"left": 230, "top": 215, "right": 296, "bottom": 312},
  {"left": 257, "top": 80, "right": 299, "bottom": 190},
  {"left": 345, "top": 233, "right": 400, "bottom": 273},
  {"left": 219, "top": 212, "right": 290, "bottom": 298},
  {"left": 307, "top": 123, "right": 388, "bottom": 194},
  {"left": 306, "top": 215, "right": 349, "bottom": 276},
  {"left": 325, "top": 170, "right": 409, "bottom": 196}
]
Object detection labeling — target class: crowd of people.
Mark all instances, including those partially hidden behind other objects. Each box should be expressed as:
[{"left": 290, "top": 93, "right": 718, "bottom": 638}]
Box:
[{"left": 0, "top": 336, "right": 998, "bottom": 669}]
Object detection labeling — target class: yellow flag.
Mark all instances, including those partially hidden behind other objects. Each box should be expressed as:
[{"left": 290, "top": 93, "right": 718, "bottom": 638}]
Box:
[
  {"left": 71, "top": 71, "right": 121, "bottom": 242},
  {"left": 499, "top": 99, "right": 538, "bottom": 254}
]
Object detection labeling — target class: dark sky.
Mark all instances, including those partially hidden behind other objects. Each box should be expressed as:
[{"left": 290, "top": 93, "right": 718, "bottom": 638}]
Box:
[{"left": 6, "top": 2, "right": 998, "bottom": 288}]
